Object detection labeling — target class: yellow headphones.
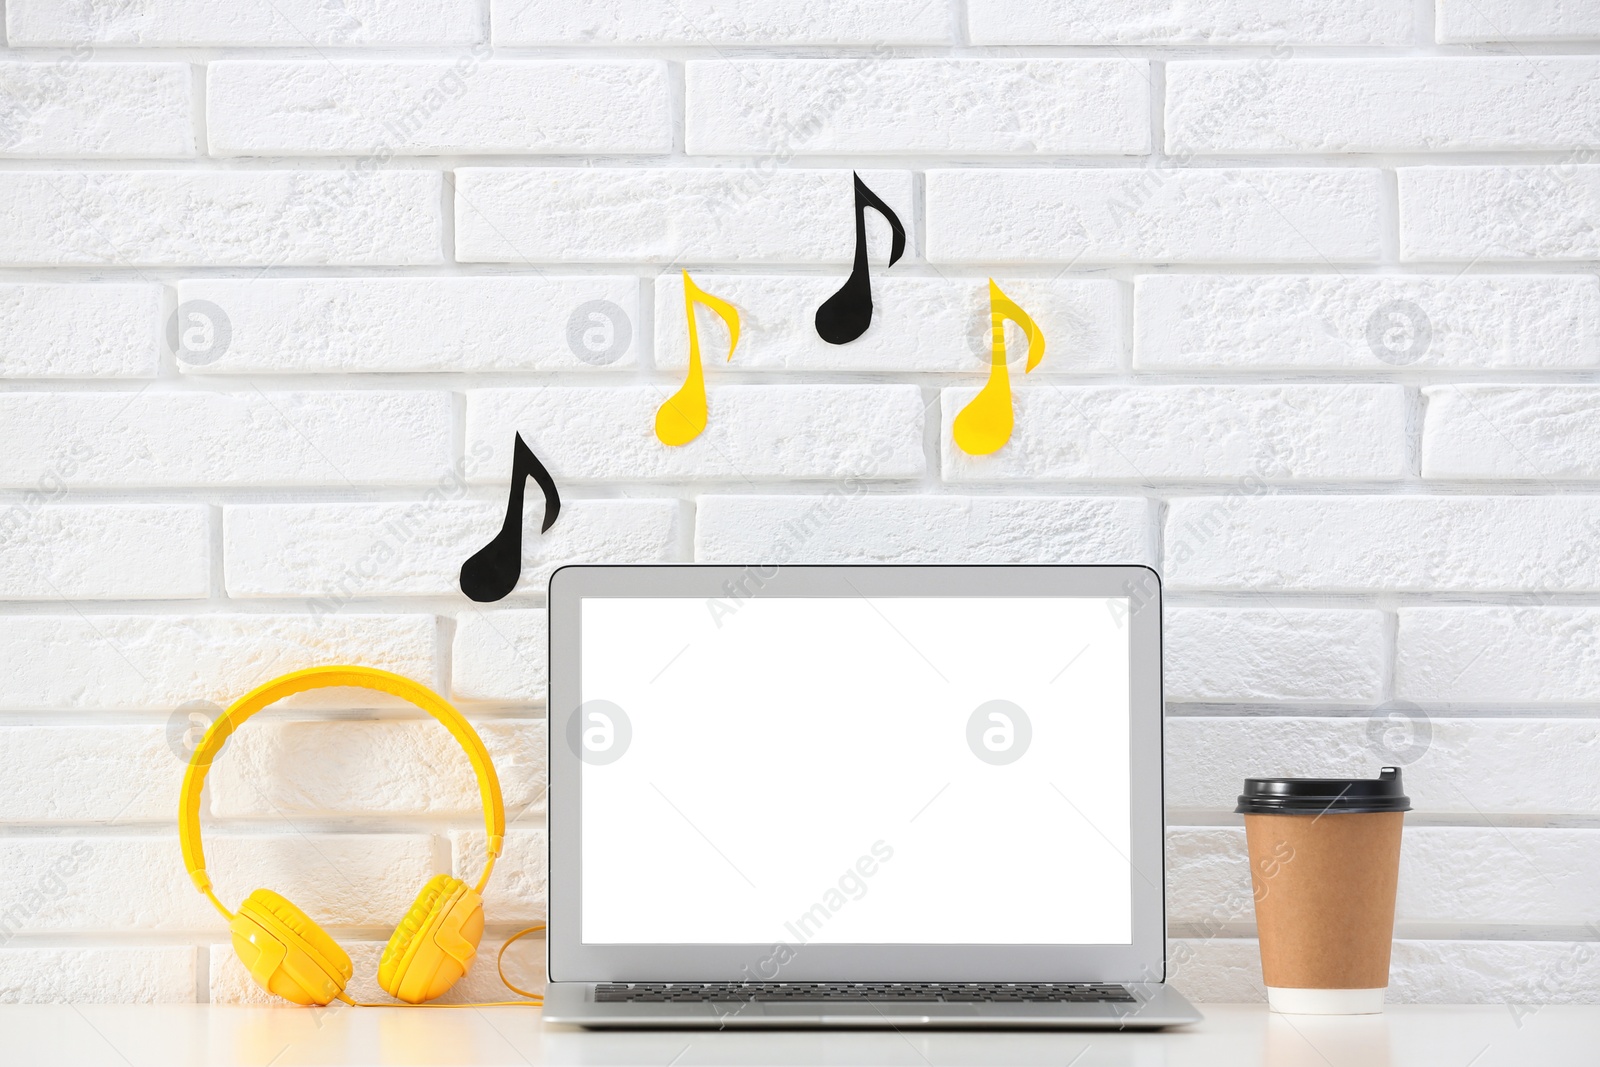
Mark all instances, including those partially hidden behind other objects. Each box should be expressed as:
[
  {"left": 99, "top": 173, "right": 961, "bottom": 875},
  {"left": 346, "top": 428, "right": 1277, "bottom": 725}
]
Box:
[{"left": 179, "top": 665, "right": 516, "bottom": 1007}]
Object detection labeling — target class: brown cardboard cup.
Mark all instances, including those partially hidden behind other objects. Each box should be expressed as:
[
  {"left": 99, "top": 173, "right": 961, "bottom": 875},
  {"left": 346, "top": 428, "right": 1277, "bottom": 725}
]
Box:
[{"left": 1237, "top": 768, "right": 1410, "bottom": 1015}]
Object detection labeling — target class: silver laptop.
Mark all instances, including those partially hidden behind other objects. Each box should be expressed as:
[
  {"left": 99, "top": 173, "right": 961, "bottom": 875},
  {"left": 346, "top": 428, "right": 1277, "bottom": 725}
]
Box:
[{"left": 543, "top": 565, "right": 1200, "bottom": 1029}]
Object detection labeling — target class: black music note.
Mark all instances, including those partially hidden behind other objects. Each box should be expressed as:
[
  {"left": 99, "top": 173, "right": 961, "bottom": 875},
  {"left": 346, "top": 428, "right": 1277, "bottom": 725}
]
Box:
[
  {"left": 459, "top": 432, "right": 561, "bottom": 603},
  {"left": 814, "top": 173, "right": 907, "bottom": 345}
]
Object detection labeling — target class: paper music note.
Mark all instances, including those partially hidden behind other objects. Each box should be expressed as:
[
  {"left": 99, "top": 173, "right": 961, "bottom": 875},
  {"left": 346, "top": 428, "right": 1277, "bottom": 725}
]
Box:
[
  {"left": 952, "top": 281, "right": 1046, "bottom": 456},
  {"left": 814, "top": 173, "right": 907, "bottom": 345},
  {"left": 458, "top": 432, "right": 561, "bottom": 603},
  {"left": 656, "top": 271, "right": 739, "bottom": 446}
]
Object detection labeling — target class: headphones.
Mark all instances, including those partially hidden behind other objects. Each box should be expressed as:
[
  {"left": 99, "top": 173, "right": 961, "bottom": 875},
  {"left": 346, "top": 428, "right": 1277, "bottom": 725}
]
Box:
[{"left": 179, "top": 666, "right": 510, "bottom": 1007}]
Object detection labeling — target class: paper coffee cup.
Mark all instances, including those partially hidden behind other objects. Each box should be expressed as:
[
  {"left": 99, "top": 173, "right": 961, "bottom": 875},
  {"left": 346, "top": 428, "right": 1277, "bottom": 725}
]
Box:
[{"left": 1236, "top": 767, "right": 1410, "bottom": 1015}]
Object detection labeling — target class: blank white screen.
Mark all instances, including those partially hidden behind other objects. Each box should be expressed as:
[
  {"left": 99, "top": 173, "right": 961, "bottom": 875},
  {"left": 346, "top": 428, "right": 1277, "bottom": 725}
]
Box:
[{"left": 579, "top": 595, "right": 1132, "bottom": 946}]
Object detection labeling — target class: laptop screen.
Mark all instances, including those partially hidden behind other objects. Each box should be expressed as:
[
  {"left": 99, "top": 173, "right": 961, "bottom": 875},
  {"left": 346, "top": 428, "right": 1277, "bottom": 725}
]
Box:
[{"left": 576, "top": 594, "right": 1133, "bottom": 947}]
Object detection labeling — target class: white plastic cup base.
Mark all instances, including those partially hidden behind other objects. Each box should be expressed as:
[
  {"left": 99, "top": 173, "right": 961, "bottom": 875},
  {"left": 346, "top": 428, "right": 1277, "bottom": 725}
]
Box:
[{"left": 1267, "top": 987, "right": 1386, "bottom": 1015}]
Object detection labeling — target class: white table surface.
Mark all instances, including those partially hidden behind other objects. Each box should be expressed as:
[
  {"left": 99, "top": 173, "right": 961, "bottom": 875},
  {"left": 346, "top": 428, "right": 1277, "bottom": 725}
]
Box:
[{"left": 6, "top": 1003, "right": 1597, "bottom": 1066}]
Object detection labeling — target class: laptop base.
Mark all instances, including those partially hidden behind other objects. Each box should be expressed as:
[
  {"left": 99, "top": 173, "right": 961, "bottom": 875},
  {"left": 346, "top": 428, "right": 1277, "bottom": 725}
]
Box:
[{"left": 542, "top": 982, "right": 1202, "bottom": 1029}]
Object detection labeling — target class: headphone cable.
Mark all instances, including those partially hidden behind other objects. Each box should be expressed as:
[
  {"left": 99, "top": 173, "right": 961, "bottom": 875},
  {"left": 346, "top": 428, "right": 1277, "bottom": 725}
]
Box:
[{"left": 335, "top": 923, "right": 546, "bottom": 1008}]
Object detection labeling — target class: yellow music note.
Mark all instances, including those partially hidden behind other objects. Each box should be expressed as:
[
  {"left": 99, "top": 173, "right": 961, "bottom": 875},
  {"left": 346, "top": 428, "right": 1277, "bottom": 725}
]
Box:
[
  {"left": 656, "top": 271, "right": 740, "bottom": 447},
  {"left": 952, "top": 280, "right": 1045, "bottom": 456}
]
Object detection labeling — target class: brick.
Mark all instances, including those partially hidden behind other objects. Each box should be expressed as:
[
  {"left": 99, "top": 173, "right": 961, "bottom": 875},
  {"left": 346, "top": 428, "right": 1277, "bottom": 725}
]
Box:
[
  {"left": 467, "top": 386, "right": 926, "bottom": 482},
  {"left": 0, "top": 614, "right": 437, "bottom": 711},
  {"left": 6, "top": 0, "right": 480, "bottom": 45},
  {"left": 655, "top": 275, "right": 1123, "bottom": 374},
  {"left": 686, "top": 59, "right": 1149, "bottom": 156},
  {"left": 695, "top": 495, "right": 1151, "bottom": 565},
  {"left": 1165, "top": 496, "right": 1600, "bottom": 593},
  {"left": 454, "top": 828, "right": 546, "bottom": 922},
  {"left": 0, "top": 726, "right": 181, "bottom": 823},
  {"left": 1135, "top": 274, "right": 1600, "bottom": 371},
  {"left": 1169, "top": 827, "right": 1600, "bottom": 927},
  {"left": 969, "top": 0, "right": 1411, "bottom": 44},
  {"left": 941, "top": 385, "right": 1406, "bottom": 482},
  {"left": 1398, "top": 608, "right": 1600, "bottom": 705},
  {"left": 1167, "top": 938, "right": 1263, "bottom": 1002},
  {"left": 1401, "top": 166, "right": 1600, "bottom": 261},
  {"left": 0, "top": 834, "right": 436, "bottom": 932},
  {"left": 1423, "top": 386, "right": 1600, "bottom": 480},
  {"left": 1168, "top": 59, "right": 1600, "bottom": 154},
  {"left": 1165, "top": 608, "right": 1384, "bottom": 704},
  {"left": 453, "top": 611, "right": 549, "bottom": 704},
  {"left": 0, "top": 63, "right": 191, "bottom": 157},
  {"left": 0, "top": 948, "right": 194, "bottom": 1003},
  {"left": 926, "top": 168, "right": 1383, "bottom": 264},
  {"left": 493, "top": 0, "right": 947, "bottom": 45},
  {"left": 210, "top": 719, "right": 545, "bottom": 820},
  {"left": 1172, "top": 937, "right": 1600, "bottom": 1004},
  {"left": 0, "top": 171, "right": 440, "bottom": 266},
  {"left": 210, "top": 61, "right": 670, "bottom": 156},
  {"left": 455, "top": 168, "right": 911, "bottom": 264},
  {"left": 1389, "top": 940, "right": 1600, "bottom": 1005},
  {"left": 1438, "top": 0, "right": 1600, "bottom": 42},
  {"left": 211, "top": 932, "right": 544, "bottom": 1004},
  {"left": 225, "top": 499, "right": 681, "bottom": 599},
  {"left": 0, "top": 505, "right": 208, "bottom": 600},
  {"left": 0, "top": 391, "right": 451, "bottom": 488},
  {"left": 0, "top": 283, "right": 160, "bottom": 378},
  {"left": 175, "top": 277, "right": 641, "bottom": 374},
  {"left": 1166, "top": 716, "right": 1600, "bottom": 816},
  {"left": 1399, "top": 828, "right": 1599, "bottom": 927}
]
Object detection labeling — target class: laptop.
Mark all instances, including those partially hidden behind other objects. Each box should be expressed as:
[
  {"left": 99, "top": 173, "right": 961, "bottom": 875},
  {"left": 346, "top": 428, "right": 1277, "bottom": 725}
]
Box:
[{"left": 542, "top": 564, "right": 1200, "bottom": 1029}]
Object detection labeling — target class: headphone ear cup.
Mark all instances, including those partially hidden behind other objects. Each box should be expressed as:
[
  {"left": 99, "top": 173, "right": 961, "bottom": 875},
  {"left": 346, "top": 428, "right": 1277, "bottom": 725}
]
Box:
[
  {"left": 231, "top": 889, "right": 353, "bottom": 1006},
  {"left": 378, "top": 874, "right": 484, "bottom": 1004}
]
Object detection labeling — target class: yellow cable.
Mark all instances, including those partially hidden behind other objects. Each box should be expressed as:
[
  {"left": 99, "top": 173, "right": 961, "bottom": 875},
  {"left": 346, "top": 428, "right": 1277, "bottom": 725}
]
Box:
[
  {"left": 496, "top": 923, "right": 546, "bottom": 1004},
  {"left": 333, "top": 924, "right": 547, "bottom": 1009}
]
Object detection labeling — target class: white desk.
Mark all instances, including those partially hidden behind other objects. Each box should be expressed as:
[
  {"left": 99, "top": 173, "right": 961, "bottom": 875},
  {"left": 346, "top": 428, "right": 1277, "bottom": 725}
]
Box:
[{"left": 6, "top": 1003, "right": 1596, "bottom": 1066}]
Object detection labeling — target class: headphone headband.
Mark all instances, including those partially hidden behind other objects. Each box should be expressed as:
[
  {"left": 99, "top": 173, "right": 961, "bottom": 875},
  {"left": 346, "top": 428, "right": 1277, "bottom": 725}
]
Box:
[{"left": 179, "top": 666, "right": 506, "bottom": 916}]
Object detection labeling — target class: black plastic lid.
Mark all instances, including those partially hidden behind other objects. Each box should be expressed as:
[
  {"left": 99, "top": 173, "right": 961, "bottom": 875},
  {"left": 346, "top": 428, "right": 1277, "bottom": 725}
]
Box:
[{"left": 1236, "top": 767, "right": 1412, "bottom": 815}]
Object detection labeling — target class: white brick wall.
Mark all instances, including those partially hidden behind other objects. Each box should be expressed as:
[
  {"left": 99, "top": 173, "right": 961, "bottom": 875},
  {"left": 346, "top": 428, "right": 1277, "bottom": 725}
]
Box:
[
  {"left": 175, "top": 278, "right": 642, "bottom": 374},
  {"left": 685, "top": 60, "right": 1151, "bottom": 156},
  {"left": 0, "top": 284, "right": 161, "bottom": 378},
  {"left": 6, "top": 1, "right": 483, "bottom": 46},
  {"left": 455, "top": 168, "right": 913, "bottom": 264},
  {"left": 1135, "top": 275, "right": 1600, "bottom": 371},
  {"left": 0, "top": 64, "right": 192, "bottom": 157},
  {"left": 1166, "top": 59, "right": 1600, "bottom": 154},
  {"left": 1400, "top": 167, "right": 1600, "bottom": 261},
  {"left": 0, "top": 171, "right": 442, "bottom": 266},
  {"left": 967, "top": 0, "right": 1414, "bottom": 45},
  {"left": 209, "top": 61, "right": 672, "bottom": 156},
  {"left": 925, "top": 168, "right": 1384, "bottom": 263},
  {"left": 0, "top": 4, "right": 1594, "bottom": 1010}
]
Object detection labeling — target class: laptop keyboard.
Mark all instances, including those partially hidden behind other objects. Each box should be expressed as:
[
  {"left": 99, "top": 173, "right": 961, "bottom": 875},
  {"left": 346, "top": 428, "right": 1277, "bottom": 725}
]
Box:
[{"left": 595, "top": 982, "right": 1136, "bottom": 1003}]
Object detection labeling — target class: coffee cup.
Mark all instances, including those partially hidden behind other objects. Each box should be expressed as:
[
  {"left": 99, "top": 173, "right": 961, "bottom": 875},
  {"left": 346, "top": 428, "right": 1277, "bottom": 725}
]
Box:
[{"left": 1235, "top": 767, "right": 1411, "bottom": 1014}]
